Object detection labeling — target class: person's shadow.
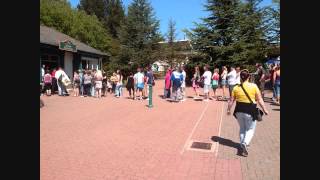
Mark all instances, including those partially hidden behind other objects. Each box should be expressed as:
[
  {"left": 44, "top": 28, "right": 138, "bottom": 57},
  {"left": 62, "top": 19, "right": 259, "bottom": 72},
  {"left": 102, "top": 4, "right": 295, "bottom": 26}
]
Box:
[{"left": 211, "top": 136, "right": 242, "bottom": 156}]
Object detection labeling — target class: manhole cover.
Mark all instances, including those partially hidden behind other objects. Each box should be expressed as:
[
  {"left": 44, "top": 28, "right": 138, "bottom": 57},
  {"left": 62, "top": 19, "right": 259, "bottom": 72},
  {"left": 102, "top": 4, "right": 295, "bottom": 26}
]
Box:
[{"left": 190, "top": 142, "right": 212, "bottom": 150}]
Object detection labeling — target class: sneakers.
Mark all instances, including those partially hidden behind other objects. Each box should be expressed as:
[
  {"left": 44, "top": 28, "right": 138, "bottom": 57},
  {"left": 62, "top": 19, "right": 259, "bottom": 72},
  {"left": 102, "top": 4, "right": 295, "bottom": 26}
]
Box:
[{"left": 240, "top": 143, "right": 249, "bottom": 157}]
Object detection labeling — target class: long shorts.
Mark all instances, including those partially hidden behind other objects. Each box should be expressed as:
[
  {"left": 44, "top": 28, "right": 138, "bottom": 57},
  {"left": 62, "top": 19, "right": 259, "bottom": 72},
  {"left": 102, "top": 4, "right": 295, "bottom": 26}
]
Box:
[
  {"left": 136, "top": 83, "right": 144, "bottom": 91},
  {"left": 204, "top": 84, "right": 210, "bottom": 93}
]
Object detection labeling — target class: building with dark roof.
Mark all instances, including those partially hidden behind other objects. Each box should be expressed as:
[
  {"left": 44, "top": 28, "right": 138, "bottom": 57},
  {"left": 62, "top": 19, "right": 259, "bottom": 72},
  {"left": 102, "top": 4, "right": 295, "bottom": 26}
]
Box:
[{"left": 40, "top": 25, "right": 110, "bottom": 78}]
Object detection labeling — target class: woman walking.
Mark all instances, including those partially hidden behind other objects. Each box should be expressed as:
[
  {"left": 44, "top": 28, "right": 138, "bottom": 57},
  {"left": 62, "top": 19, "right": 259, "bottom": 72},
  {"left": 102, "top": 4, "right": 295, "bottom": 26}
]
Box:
[
  {"left": 191, "top": 66, "right": 201, "bottom": 98},
  {"left": 211, "top": 68, "right": 220, "bottom": 99},
  {"left": 227, "top": 69, "right": 269, "bottom": 156},
  {"left": 221, "top": 66, "right": 228, "bottom": 100}
]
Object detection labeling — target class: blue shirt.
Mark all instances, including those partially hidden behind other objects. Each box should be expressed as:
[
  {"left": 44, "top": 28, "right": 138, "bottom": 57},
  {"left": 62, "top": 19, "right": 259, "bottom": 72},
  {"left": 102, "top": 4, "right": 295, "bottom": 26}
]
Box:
[{"left": 146, "top": 71, "right": 154, "bottom": 85}]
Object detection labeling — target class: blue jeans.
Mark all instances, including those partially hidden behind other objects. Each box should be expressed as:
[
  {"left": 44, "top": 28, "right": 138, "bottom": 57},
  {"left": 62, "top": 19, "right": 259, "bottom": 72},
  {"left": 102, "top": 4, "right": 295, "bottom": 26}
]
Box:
[
  {"left": 91, "top": 85, "right": 95, "bottom": 96},
  {"left": 115, "top": 85, "right": 122, "bottom": 96},
  {"left": 80, "top": 83, "right": 84, "bottom": 96},
  {"left": 57, "top": 81, "right": 66, "bottom": 96},
  {"left": 164, "top": 88, "right": 171, "bottom": 98},
  {"left": 274, "top": 81, "right": 280, "bottom": 97},
  {"left": 235, "top": 112, "right": 257, "bottom": 145}
]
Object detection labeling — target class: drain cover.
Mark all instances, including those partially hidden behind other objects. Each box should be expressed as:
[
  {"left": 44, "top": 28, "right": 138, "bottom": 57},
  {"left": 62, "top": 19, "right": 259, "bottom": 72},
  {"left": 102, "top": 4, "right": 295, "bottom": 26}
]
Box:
[{"left": 190, "top": 142, "right": 212, "bottom": 150}]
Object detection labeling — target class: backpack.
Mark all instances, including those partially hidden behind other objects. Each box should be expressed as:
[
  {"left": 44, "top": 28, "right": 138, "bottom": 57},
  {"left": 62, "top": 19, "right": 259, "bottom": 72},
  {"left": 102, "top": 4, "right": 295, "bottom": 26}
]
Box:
[{"left": 171, "top": 73, "right": 182, "bottom": 88}]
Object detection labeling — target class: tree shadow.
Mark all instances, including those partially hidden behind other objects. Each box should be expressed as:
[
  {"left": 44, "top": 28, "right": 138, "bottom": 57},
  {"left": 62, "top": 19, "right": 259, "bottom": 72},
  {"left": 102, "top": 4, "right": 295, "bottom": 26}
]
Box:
[{"left": 211, "top": 136, "right": 242, "bottom": 156}]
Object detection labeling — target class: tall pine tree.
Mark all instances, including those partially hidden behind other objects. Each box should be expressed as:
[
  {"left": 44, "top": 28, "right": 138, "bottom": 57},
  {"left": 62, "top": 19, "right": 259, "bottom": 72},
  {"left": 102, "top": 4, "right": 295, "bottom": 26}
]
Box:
[
  {"left": 166, "top": 18, "right": 177, "bottom": 66},
  {"left": 187, "top": 0, "right": 269, "bottom": 67},
  {"left": 119, "top": 0, "right": 163, "bottom": 69},
  {"left": 188, "top": 0, "right": 240, "bottom": 66}
]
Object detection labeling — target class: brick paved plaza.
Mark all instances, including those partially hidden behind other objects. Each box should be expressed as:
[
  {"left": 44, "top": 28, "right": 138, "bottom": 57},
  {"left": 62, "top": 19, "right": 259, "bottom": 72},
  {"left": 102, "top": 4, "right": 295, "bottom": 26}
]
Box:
[{"left": 40, "top": 80, "right": 280, "bottom": 180}]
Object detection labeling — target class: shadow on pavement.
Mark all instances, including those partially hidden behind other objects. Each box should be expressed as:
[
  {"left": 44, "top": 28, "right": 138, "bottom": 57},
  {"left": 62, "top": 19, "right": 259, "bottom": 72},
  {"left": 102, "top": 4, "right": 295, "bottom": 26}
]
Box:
[{"left": 211, "top": 136, "right": 242, "bottom": 156}]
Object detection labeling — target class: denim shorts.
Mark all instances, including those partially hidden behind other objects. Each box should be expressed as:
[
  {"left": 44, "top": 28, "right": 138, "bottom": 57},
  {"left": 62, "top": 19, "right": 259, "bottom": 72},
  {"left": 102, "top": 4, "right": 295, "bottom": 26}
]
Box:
[
  {"left": 221, "top": 79, "right": 227, "bottom": 86},
  {"left": 136, "top": 83, "right": 144, "bottom": 90}
]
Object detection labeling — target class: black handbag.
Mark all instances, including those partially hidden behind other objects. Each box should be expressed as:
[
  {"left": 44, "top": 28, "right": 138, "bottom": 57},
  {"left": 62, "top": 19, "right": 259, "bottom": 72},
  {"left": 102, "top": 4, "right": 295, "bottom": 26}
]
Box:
[{"left": 239, "top": 84, "right": 264, "bottom": 121}]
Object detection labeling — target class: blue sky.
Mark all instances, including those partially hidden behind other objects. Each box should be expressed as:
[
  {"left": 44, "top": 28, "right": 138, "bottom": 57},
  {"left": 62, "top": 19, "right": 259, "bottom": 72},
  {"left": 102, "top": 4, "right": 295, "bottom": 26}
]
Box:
[{"left": 69, "top": 0, "right": 274, "bottom": 40}]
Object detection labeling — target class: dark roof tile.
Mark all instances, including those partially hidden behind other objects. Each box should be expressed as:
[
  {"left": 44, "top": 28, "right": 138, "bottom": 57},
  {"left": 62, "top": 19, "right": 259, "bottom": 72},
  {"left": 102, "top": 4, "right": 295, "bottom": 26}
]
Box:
[{"left": 40, "top": 25, "right": 110, "bottom": 56}]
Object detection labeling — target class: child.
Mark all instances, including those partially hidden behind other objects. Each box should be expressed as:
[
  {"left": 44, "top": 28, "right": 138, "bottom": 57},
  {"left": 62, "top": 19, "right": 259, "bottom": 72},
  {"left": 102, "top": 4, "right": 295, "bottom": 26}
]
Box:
[{"left": 43, "top": 70, "right": 52, "bottom": 96}]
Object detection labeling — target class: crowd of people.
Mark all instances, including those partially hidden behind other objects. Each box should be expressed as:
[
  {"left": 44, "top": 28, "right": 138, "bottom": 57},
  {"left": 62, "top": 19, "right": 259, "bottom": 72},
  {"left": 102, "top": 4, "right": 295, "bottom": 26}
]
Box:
[
  {"left": 40, "top": 66, "right": 155, "bottom": 101},
  {"left": 41, "top": 62, "right": 280, "bottom": 105},
  {"left": 161, "top": 62, "right": 280, "bottom": 105}
]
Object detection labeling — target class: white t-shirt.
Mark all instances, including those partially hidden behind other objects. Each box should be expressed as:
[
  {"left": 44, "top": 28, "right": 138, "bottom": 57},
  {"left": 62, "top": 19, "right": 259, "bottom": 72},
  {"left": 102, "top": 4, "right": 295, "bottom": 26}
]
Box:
[
  {"left": 134, "top": 72, "right": 144, "bottom": 84},
  {"left": 227, "top": 70, "right": 237, "bottom": 85},
  {"left": 55, "top": 70, "right": 70, "bottom": 83},
  {"left": 202, "top": 71, "right": 212, "bottom": 85},
  {"left": 181, "top": 70, "right": 186, "bottom": 87},
  {"left": 236, "top": 72, "right": 241, "bottom": 84}
]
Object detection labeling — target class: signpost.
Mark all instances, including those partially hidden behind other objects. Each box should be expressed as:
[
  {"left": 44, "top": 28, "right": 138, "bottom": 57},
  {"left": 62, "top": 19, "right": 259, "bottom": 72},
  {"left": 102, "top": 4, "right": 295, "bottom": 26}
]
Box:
[
  {"left": 59, "top": 40, "right": 77, "bottom": 52},
  {"left": 148, "top": 84, "right": 153, "bottom": 108}
]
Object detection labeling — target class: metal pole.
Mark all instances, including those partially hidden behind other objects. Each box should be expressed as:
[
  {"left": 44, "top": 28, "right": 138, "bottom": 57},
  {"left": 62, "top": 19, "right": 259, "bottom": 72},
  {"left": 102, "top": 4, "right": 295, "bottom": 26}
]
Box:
[{"left": 148, "top": 84, "right": 153, "bottom": 108}]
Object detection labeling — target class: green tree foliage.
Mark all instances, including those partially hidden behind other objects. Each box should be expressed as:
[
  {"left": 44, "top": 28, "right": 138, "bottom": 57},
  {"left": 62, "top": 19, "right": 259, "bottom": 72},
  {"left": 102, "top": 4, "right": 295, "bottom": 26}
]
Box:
[
  {"left": 78, "top": 0, "right": 125, "bottom": 39},
  {"left": 78, "top": 0, "right": 105, "bottom": 20},
  {"left": 119, "top": 0, "right": 163, "bottom": 70},
  {"left": 186, "top": 0, "right": 274, "bottom": 67},
  {"left": 165, "top": 18, "right": 177, "bottom": 66},
  {"left": 40, "top": 0, "right": 112, "bottom": 53}
]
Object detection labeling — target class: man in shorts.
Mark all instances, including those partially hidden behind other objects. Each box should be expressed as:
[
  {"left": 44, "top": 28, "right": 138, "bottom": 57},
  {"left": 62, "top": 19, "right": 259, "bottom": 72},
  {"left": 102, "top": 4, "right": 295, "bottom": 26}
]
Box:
[
  {"left": 171, "top": 67, "right": 183, "bottom": 102},
  {"left": 202, "top": 65, "right": 212, "bottom": 102},
  {"left": 134, "top": 67, "right": 145, "bottom": 100}
]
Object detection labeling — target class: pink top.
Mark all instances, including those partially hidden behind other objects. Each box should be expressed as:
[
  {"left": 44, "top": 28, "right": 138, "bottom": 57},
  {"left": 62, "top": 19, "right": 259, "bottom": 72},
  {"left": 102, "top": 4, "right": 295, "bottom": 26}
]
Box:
[
  {"left": 212, "top": 73, "right": 219, "bottom": 80},
  {"left": 165, "top": 71, "right": 172, "bottom": 89}
]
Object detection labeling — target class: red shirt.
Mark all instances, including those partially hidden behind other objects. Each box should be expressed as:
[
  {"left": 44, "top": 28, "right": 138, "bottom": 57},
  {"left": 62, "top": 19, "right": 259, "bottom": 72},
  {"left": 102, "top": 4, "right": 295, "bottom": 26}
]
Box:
[
  {"left": 51, "top": 70, "right": 56, "bottom": 78},
  {"left": 212, "top": 73, "right": 219, "bottom": 80}
]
